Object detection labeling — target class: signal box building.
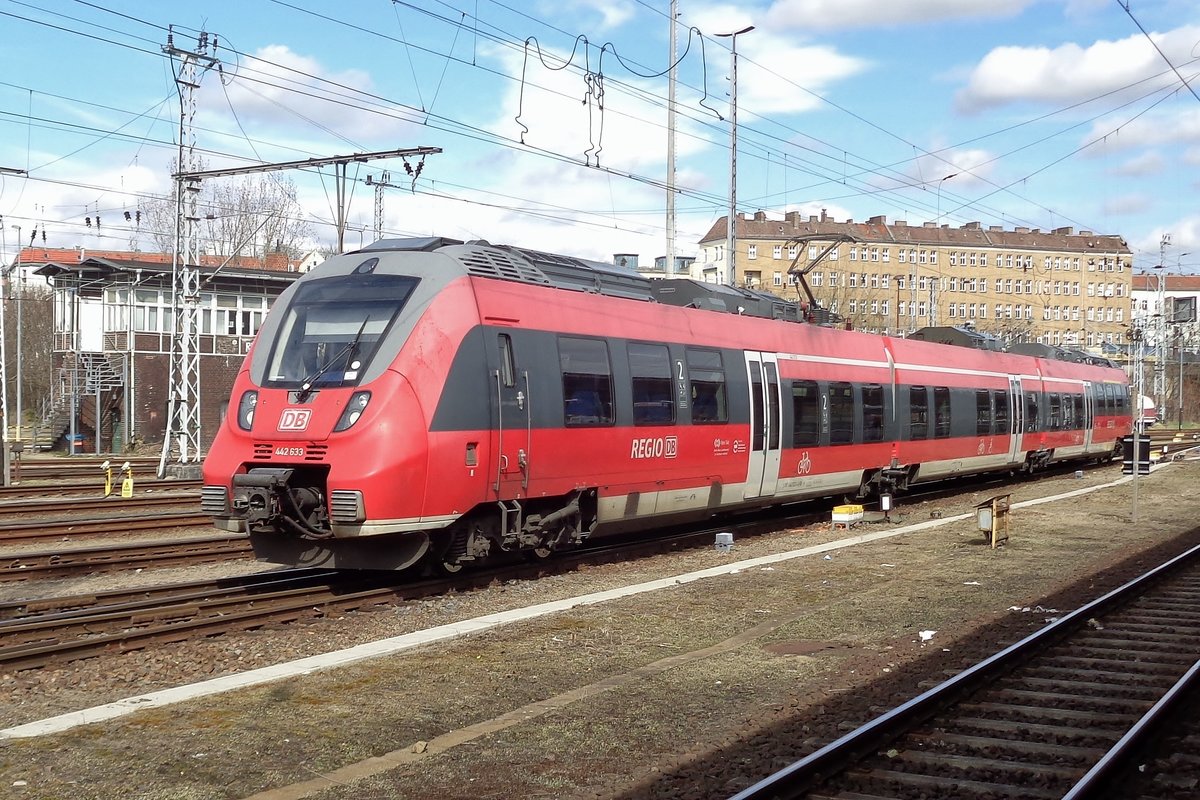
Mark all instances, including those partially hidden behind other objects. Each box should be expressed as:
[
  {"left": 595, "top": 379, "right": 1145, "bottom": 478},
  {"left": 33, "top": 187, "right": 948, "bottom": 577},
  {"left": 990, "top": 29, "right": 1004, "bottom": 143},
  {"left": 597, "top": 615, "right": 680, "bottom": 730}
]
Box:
[{"left": 21, "top": 247, "right": 305, "bottom": 453}]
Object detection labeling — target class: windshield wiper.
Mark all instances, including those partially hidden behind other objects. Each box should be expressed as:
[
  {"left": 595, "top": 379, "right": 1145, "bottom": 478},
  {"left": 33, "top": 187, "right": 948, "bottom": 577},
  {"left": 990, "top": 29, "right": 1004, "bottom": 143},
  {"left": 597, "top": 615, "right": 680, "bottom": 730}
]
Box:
[{"left": 294, "top": 316, "right": 370, "bottom": 403}]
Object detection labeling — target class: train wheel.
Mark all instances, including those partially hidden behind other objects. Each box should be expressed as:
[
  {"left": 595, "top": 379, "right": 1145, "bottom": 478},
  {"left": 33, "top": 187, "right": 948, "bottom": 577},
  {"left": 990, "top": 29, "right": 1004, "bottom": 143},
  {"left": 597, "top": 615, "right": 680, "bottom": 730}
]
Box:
[
  {"left": 438, "top": 558, "right": 465, "bottom": 575},
  {"left": 528, "top": 544, "right": 553, "bottom": 561}
]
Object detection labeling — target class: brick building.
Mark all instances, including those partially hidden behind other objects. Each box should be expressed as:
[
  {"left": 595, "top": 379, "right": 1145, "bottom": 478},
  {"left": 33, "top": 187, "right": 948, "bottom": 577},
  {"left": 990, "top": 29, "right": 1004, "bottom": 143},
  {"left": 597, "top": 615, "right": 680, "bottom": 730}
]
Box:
[
  {"left": 697, "top": 211, "right": 1133, "bottom": 351},
  {"left": 17, "top": 247, "right": 307, "bottom": 453}
]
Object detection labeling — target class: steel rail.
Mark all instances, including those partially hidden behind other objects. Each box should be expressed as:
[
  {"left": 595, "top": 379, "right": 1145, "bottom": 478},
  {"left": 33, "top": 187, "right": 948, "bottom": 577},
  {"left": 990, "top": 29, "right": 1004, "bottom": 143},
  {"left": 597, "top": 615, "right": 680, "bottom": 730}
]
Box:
[{"left": 730, "top": 540, "right": 1200, "bottom": 800}]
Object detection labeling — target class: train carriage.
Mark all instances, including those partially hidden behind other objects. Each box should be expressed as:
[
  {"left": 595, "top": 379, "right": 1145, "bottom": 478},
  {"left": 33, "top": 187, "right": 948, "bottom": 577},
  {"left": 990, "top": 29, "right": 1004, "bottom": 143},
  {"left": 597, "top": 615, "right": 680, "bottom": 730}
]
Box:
[{"left": 201, "top": 238, "right": 1133, "bottom": 572}]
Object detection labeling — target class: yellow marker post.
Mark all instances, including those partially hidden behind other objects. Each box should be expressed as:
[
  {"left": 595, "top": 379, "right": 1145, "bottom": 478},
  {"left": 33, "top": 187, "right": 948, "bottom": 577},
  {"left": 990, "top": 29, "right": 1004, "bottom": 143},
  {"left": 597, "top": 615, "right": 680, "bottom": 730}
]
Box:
[
  {"left": 101, "top": 459, "right": 113, "bottom": 498},
  {"left": 120, "top": 461, "right": 134, "bottom": 498}
]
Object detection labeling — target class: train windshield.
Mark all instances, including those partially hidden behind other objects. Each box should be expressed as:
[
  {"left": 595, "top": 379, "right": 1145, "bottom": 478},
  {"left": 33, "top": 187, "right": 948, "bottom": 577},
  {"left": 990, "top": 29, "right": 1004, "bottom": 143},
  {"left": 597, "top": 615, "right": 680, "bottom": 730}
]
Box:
[{"left": 264, "top": 272, "right": 418, "bottom": 388}]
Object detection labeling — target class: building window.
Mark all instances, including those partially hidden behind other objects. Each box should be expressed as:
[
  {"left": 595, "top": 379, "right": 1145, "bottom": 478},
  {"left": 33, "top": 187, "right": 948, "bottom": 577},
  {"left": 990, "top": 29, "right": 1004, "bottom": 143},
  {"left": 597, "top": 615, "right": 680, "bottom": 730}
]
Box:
[
  {"left": 773, "top": 271, "right": 783, "bottom": 287},
  {"left": 747, "top": 245, "right": 757, "bottom": 260},
  {"left": 773, "top": 245, "right": 783, "bottom": 259}
]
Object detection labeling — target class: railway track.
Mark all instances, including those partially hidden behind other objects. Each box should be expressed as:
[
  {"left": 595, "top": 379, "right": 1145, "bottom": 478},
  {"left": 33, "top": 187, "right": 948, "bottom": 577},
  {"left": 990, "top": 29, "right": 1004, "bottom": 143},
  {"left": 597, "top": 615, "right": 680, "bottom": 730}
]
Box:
[
  {"left": 732, "top": 536, "right": 1200, "bottom": 800},
  {"left": 0, "top": 491, "right": 199, "bottom": 519},
  {"left": 7, "top": 456, "right": 165, "bottom": 484},
  {"left": 1, "top": 534, "right": 252, "bottom": 581}
]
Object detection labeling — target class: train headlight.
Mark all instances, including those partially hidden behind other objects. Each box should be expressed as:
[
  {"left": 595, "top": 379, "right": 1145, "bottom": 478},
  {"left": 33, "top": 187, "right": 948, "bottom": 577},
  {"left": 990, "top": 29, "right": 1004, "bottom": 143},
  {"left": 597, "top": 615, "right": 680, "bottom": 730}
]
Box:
[
  {"left": 237, "top": 391, "right": 258, "bottom": 431},
  {"left": 334, "top": 391, "right": 371, "bottom": 432}
]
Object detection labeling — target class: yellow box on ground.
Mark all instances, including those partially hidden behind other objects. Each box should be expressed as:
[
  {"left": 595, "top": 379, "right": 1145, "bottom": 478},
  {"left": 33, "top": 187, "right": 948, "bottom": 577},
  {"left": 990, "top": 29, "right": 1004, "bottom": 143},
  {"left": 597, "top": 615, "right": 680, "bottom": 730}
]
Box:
[{"left": 832, "top": 504, "right": 864, "bottom": 526}]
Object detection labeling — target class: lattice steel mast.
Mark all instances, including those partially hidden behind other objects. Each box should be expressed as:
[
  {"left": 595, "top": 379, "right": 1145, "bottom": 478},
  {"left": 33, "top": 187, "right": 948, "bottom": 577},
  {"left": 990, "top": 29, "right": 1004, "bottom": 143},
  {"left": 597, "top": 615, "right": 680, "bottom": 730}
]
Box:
[{"left": 159, "top": 29, "right": 218, "bottom": 478}]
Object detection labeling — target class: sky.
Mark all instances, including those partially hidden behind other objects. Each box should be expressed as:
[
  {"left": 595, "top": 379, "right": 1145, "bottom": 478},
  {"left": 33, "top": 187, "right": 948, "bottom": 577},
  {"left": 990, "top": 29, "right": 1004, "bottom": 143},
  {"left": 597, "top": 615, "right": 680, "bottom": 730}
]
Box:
[{"left": 1, "top": 0, "right": 1199, "bottom": 275}]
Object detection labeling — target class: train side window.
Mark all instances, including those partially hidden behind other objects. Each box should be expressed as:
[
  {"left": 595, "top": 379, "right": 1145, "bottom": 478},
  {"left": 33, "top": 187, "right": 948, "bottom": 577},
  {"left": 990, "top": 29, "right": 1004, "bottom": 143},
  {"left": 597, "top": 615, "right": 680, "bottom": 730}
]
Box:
[
  {"left": 993, "top": 390, "right": 1010, "bottom": 434},
  {"left": 828, "top": 382, "right": 854, "bottom": 445},
  {"left": 687, "top": 348, "right": 727, "bottom": 424},
  {"left": 1048, "top": 393, "right": 1062, "bottom": 430},
  {"left": 862, "top": 384, "right": 884, "bottom": 442},
  {"left": 933, "top": 386, "right": 951, "bottom": 438},
  {"left": 1072, "top": 394, "right": 1084, "bottom": 427},
  {"left": 910, "top": 386, "right": 928, "bottom": 439},
  {"left": 1104, "top": 384, "right": 1115, "bottom": 415},
  {"left": 975, "top": 390, "right": 992, "bottom": 436},
  {"left": 559, "top": 336, "right": 614, "bottom": 427},
  {"left": 497, "top": 334, "right": 516, "bottom": 388},
  {"left": 1116, "top": 385, "right": 1128, "bottom": 413},
  {"left": 792, "top": 380, "right": 820, "bottom": 446},
  {"left": 628, "top": 343, "right": 675, "bottom": 426},
  {"left": 1025, "top": 392, "right": 1040, "bottom": 432}
]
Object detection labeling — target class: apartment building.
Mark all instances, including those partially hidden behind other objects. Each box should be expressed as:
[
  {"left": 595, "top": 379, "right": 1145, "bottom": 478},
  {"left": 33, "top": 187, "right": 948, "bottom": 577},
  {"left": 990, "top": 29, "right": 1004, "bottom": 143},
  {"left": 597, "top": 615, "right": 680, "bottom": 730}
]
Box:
[{"left": 697, "top": 211, "right": 1133, "bottom": 351}]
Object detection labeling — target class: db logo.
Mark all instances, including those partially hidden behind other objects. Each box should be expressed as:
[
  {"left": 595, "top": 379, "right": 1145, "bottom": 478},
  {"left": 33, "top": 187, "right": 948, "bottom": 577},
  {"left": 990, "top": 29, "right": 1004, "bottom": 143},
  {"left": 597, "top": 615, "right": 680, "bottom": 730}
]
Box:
[{"left": 278, "top": 408, "right": 312, "bottom": 431}]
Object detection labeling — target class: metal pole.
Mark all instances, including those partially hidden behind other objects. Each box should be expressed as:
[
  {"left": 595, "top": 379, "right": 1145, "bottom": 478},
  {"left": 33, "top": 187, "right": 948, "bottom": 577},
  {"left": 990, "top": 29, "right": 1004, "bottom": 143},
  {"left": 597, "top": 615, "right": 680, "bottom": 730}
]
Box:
[
  {"left": 665, "top": 0, "right": 678, "bottom": 277},
  {"left": 717, "top": 25, "right": 754, "bottom": 288},
  {"left": 14, "top": 270, "right": 20, "bottom": 446}
]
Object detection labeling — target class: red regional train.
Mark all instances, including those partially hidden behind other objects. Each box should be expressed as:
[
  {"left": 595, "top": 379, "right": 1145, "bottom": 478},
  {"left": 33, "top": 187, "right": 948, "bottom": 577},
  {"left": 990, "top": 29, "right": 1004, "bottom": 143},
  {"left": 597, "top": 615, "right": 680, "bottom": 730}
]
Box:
[{"left": 201, "top": 238, "right": 1133, "bottom": 571}]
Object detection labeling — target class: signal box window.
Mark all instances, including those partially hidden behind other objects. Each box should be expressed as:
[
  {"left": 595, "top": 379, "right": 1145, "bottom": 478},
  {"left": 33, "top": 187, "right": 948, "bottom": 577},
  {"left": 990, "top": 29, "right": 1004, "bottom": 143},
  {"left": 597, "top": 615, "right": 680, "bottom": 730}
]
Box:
[
  {"left": 910, "top": 386, "right": 928, "bottom": 439},
  {"left": 687, "top": 348, "right": 727, "bottom": 423},
  {"left": 792, "top": 380, "right": 819, "bottom": 446},
  {"left": 560, "top": 336, "right": 614, "bottom": 426},
  {"left": 933, "top": 386, "right": 951, "bottom": 438},
  {"left": 828, "top": 382, "right": 854, "bottom": 444},
  {"left": 862, "top": 384, "right": 884, "bottom": 442},
  {"left": 975, "top": 390, "right": 992, "bottom": 436},
  {"left": 629, "top": 343, "right": 675, "bottom": 425}
]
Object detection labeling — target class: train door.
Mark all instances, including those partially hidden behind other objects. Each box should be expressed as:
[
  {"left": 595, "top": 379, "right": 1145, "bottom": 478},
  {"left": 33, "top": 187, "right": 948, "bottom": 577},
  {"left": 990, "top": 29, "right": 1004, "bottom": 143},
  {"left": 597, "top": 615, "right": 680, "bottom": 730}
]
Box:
[
  {"left": 1082, "top": 381, "right": 1094, "bottom": 450},
  {"left": 492, "top": 333, "right": 530, "bottom": 497},
  {"left": 744, "top": 352, "right": 782, "bottom": 499},
  {"left": 1006, "top": 375, "right": 1023, "bottom": 463}
]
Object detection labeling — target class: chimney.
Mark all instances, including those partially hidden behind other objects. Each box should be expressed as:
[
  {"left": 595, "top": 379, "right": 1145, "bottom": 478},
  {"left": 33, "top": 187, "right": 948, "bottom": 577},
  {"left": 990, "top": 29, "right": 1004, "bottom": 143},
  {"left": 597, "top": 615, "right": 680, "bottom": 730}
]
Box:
[
  {"left": 264, "top": 251, "right": 288, "bottom": 271},
  {"left": 867, "top": 215, "right": 886, "bottom": 225},
  {"left": 894, "top": 220, "right": 907, "bottom": 227},
  {"left": 808, "top": 215, "right": 818, "bottom": 223},
  {"left": 753, "top": 210, "right": 767, "bottom": 222},
  {"left": 820, "top": 208, "right": 828, "bottom": 222}
]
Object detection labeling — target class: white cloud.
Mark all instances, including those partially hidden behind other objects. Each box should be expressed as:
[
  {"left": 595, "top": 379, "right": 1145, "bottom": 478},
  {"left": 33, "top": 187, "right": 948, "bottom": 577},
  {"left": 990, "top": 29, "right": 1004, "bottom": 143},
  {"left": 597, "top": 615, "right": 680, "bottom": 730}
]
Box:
[
  {"left": 736, "top": 33, "right": 868, "bottom": 115},
  {"left": 1102, "top": 192, "right": 1151, "bottom": 216},
  {"left": 1111, "top": 151, "right": 1165, "bottom": 177},
  {"left": 1083, "top": 108, "right": 1200, "bottom": 155},
  {"left": 956, "top": 25, "right": 1200, "bottom": 113},
  {"left": 541, "top": 0, "right": 638, "bottom": 30},
  {"left": 206, "top": 45, "right": 422, "bottom": 149},
  {"left": 764, "top": 0, "right": 1032, "bottom": 31}
]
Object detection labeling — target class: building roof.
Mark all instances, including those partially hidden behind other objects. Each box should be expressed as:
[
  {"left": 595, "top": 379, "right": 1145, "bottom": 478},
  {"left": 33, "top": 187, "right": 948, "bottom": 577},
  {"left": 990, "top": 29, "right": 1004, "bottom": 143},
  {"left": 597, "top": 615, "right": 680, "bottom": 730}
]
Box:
[
  {"left": 1131, "top": 273, "right": 1200, "bottom": 292},
  {"left": 13, "top": 246, "right": 299, "bottom": 272},
  {"left": 32, "top": 255, "right": 299, "bottom": 289},
  {"left": 700, "top": 211, "right": 1131, "bottom": 256}
]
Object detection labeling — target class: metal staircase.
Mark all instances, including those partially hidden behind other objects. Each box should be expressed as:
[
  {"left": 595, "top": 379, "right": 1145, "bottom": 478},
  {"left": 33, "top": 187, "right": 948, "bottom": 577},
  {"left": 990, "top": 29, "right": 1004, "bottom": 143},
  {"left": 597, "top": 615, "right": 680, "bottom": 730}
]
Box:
[{"left": 13, "top": 352, "right": 127, "bottom": 451}]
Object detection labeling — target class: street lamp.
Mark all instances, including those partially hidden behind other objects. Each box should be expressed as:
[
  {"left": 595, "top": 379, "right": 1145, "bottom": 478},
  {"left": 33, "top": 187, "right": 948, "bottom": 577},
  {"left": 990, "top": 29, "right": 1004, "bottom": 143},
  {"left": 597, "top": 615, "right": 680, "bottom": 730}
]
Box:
[{"left": 716, "top": 24, "right": 754, "bottom": 287}]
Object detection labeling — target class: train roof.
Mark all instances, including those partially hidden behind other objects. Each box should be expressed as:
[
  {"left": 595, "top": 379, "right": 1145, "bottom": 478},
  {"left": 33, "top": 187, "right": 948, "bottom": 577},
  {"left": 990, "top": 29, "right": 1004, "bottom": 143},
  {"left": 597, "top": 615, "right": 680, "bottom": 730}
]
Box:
[{"left": 358, "top": 237, "right": 810, "bottom": 324}]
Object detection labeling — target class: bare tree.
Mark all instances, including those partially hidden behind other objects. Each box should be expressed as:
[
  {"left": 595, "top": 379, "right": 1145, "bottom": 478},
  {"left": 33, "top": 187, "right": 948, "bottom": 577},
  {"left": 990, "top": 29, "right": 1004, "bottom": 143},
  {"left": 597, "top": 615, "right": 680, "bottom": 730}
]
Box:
[
  {"left": 2, "top": 284, "right": 54, "bottom": 438},
  {"left": 141, "top": 165, "right": 313, "bottom": 260}
]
